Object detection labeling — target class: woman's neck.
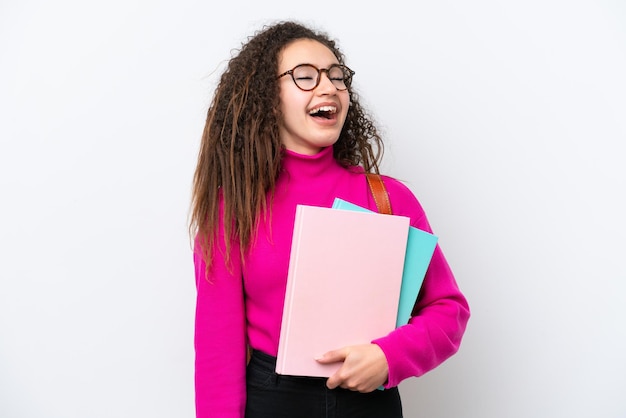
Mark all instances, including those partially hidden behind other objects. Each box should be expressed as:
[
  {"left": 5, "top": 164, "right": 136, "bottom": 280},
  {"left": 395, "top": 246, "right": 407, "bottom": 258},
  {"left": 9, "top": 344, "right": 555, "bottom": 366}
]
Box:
[{"left": 280, "top": 146, "right": 337, "bottom": 181}]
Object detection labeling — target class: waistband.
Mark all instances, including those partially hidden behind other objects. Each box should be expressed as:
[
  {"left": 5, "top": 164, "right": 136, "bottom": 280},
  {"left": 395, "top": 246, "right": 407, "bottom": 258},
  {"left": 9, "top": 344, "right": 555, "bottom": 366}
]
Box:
[
  {"left": 248, "top": 349, "right": 327, "bottom": 383},
  {"left": 249, "top": 349, "right": 278, "bottom": 371}
]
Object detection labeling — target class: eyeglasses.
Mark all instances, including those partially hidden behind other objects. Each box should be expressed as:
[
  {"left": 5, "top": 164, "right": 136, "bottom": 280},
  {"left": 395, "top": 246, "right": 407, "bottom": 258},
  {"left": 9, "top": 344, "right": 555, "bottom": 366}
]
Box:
[{"left": 277, "top": 63, "right": 355, "bottom": 91}]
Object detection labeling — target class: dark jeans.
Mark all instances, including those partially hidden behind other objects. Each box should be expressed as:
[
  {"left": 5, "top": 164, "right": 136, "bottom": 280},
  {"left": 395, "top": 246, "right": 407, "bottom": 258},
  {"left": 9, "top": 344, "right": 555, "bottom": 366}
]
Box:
[{"left": 245, "top": 350, "right": 403, "bottom": 418}]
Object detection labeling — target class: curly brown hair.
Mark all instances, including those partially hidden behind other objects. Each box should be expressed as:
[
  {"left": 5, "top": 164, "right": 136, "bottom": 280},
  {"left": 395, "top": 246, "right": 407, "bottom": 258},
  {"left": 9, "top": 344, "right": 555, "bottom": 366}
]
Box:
[{"left": 190, "top": 20, "right": 384, "bottom": 271}]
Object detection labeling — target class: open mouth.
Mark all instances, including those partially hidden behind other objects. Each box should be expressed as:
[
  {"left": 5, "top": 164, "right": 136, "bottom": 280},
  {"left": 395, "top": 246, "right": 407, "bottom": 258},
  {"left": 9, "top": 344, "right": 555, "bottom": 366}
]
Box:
[{"left": 309, "top": 105, "right": 337, "bottom": 120}]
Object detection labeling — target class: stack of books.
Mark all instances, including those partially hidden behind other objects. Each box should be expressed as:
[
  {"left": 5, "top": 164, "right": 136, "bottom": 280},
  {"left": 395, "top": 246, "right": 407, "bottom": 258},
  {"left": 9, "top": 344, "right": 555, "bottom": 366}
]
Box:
[{"left": 276, "top": 199, "right": 438, "bottom": 377}]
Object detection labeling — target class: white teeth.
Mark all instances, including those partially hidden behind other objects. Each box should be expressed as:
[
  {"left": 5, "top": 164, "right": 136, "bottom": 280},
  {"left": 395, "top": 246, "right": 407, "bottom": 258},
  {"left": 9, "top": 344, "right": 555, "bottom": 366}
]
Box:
[{"left": 309, "top": 105, "right": 337, "bottom": 115}]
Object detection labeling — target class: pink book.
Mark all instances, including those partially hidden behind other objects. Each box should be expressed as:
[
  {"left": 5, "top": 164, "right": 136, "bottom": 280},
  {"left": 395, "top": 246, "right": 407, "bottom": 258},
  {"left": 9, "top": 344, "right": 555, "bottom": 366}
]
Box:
[{"left": 276, "top": 205, "right": 410, "bottom": 377}]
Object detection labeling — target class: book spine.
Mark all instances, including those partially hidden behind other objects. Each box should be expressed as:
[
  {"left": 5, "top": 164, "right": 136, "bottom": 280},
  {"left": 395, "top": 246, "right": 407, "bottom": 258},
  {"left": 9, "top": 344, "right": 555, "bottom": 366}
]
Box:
[{"left": 276, "top": 205, "right": 304, "bottom": 374}]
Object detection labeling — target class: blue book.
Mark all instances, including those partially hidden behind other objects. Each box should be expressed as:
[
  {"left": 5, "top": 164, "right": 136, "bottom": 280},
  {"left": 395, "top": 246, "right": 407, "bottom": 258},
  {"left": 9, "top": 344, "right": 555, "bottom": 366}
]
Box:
[{"left": 332, "top": 198, "right": 438, "bottom": 327}]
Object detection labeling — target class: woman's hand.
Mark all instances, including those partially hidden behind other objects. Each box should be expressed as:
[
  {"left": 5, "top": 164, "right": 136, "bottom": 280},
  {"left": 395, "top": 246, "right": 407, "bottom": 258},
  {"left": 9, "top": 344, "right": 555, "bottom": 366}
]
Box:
[{"left": 315, "top": 343, "right": 389, "bottom": 392}]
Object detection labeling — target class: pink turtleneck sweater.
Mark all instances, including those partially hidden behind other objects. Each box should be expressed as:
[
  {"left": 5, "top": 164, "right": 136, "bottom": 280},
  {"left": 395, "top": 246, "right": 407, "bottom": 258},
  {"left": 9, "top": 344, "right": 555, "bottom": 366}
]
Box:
[{"left": 194, "top": 146, "right": 470, "bottom": 417}]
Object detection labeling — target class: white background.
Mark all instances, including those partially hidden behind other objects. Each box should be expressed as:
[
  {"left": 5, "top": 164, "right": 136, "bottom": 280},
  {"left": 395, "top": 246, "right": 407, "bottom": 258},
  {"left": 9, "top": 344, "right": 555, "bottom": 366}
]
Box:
[{"left": 1, "top": 1, "right": 625, "bottom": 417}]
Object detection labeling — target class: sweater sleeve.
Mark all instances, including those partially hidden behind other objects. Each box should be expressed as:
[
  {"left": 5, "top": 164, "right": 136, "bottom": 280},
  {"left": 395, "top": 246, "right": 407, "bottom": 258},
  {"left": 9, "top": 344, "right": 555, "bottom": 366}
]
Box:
[
  {"left": 371, "top": 178, "right": 470, "bottom": 388},
  {"left": 194, "top": 214, "right": 247, "bottom": 417}
]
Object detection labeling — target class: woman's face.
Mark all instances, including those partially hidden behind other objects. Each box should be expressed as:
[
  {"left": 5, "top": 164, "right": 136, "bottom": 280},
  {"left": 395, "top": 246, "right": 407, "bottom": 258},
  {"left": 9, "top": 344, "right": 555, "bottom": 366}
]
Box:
[{"left": 277, "top": 39, "right": 350, "bottom": 155}]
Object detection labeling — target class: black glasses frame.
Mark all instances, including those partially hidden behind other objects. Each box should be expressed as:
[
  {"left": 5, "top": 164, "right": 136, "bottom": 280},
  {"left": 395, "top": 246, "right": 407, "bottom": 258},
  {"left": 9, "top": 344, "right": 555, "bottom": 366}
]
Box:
[{"left": 277, "top": 63, "right": 355, "bottom": 91}]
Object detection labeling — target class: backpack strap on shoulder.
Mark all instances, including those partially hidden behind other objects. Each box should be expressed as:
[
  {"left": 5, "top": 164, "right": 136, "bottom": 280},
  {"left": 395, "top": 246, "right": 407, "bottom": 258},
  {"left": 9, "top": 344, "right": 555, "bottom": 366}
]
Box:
[{"left": 366, "top": 173, "right": 392, "bottom": 215}]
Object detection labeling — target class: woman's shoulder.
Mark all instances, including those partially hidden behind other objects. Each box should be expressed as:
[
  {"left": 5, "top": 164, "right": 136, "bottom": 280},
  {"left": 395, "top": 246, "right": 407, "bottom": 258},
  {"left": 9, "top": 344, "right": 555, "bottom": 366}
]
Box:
[{"left": 379, "top": 174, "right": 428, "bottom": 224}]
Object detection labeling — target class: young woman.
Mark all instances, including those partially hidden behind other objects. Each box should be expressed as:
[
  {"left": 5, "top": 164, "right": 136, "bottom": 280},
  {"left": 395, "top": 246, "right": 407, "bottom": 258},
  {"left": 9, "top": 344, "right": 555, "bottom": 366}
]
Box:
[{"left": 190, "top": 21, "right": 470, "bottom": 418}]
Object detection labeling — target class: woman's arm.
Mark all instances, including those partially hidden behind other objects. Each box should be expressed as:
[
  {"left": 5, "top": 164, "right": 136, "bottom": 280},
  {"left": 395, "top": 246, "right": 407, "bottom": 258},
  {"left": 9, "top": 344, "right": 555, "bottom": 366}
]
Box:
[
  {"left": 194, "top": 222, "right": 247, "bottom": 417},
  {"left": 317, "top": 176, "right": 470, "bottom": 390},
  {"left": 372, "top": 176, "right": 470, "bottom": 387}
]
